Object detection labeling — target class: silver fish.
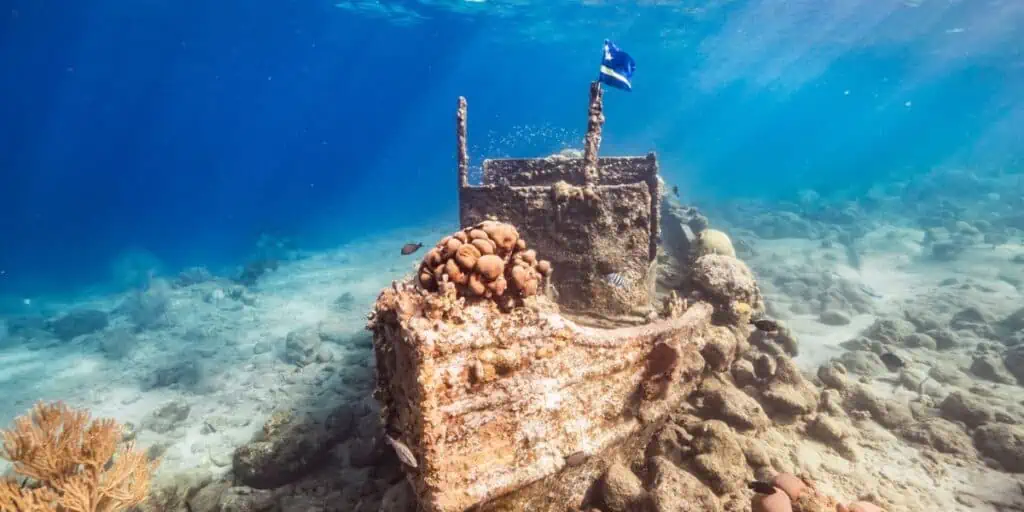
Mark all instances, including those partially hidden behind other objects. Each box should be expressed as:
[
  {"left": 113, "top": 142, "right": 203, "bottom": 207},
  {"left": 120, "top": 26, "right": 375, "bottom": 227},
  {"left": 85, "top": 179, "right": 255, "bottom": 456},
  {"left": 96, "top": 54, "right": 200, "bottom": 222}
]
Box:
[
  {"left": 385, "top": 435, "right": 418, "bottom": 468},
  {"left": 603, "top": 272, "right": 629, "bottom": 288}
]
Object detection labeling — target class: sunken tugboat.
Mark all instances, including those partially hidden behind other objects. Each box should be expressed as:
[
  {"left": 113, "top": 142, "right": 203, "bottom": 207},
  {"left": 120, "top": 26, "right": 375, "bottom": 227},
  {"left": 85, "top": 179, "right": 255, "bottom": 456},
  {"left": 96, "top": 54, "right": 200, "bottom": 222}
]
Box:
[{"left": 366, "top": 81, "right": 765, "bottom": 511}]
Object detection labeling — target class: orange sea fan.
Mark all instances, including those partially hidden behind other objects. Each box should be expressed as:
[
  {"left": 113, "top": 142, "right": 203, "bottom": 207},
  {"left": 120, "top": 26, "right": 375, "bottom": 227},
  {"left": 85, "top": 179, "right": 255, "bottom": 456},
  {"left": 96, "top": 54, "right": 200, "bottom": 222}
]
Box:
[{"left": 0, "top": 402, "right": 158, "bottom": 512}]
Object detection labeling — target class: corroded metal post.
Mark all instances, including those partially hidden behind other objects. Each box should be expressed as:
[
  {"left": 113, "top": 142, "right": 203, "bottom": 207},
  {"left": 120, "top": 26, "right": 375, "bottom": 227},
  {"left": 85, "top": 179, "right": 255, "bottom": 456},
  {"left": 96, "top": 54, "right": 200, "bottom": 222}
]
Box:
[
  {"left": 581, "top": 81, "right": 605, "bottom": 187},
  {"left": 457, "top": 97, "right": 469, "bottom": 189}
]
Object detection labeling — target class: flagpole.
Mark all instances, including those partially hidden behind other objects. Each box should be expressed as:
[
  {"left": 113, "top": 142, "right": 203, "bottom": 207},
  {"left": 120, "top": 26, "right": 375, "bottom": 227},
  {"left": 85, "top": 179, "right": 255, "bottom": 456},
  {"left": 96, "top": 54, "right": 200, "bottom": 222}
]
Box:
[
  {"left": 582, "top": 80, "right": 604, "bottom": 188},
  {"left": 456, "top": 96, "right": 469, "bottom": 190}
]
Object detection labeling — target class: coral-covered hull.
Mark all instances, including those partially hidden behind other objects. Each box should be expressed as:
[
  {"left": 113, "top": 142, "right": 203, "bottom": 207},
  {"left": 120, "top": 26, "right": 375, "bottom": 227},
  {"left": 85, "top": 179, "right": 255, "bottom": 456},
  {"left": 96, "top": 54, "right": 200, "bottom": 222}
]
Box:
[{"left": 370, "top": 285, "right": 716, "bottom": 512}]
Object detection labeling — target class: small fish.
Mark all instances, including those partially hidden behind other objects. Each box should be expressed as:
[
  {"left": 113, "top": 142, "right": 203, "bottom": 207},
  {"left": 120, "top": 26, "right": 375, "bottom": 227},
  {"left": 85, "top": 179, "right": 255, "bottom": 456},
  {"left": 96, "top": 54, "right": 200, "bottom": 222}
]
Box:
[
  {"left": 384, "top": 435, "right": 418, "bottom": 468},
  {"left": 752, "top": 318, "right": 780, "bottom": 332},
  {"left": 858, "top": 284, "right": 883, "bottom": 299},
  {"left": 400, "top": 243, "right": 423, "bottom": 256},
  {"left": 603, "top": 272, "right": 629, "bottom": 289},
  {"left": 672, "top": 185, "right": 679, "bottom": 197},
  {"left": 880, "top": 352, "right": 905, "bottom": 372},
  {"left": 748, "top": 480, "right": 777, "bottom": 495}
]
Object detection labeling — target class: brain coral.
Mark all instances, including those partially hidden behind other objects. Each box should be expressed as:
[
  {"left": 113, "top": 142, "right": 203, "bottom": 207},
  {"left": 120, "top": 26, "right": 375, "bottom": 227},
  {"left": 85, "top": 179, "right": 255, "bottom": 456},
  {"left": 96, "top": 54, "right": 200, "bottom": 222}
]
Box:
[
  {"left": 418, "top": 220, "right": 553, "bottom": 300},
  {"left": 697, "top": 229, "right": 736, "bottom": 258}
]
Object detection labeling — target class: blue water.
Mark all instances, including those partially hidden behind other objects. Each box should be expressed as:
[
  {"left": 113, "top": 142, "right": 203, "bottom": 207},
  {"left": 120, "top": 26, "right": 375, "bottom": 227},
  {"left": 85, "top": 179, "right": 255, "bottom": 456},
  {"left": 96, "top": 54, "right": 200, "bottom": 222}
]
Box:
[{"left": 1, "top": 0, "right": 1021, "bottom": 296}]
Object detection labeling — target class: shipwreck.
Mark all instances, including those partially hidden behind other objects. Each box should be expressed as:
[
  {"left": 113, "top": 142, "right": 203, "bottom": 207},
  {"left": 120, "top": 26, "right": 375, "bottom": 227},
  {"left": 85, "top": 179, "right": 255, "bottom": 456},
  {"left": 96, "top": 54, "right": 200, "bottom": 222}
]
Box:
[{"left": 367, "top": 81, "right": 764, "bottom": 511}]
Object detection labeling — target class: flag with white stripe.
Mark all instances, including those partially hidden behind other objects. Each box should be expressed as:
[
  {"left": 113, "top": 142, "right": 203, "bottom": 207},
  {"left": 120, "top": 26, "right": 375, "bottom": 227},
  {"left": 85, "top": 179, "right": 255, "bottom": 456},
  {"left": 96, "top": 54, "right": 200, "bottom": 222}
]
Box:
[{"left": 598, "top": 39, "right": 635, "bottom": 92}]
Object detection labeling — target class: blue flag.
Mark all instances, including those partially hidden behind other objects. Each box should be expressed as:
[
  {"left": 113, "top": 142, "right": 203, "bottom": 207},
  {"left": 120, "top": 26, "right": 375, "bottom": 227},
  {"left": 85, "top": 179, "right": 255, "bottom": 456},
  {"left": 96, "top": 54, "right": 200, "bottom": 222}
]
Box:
[{"left": 598, "top": 39, "right": 635, "bottom": 92}]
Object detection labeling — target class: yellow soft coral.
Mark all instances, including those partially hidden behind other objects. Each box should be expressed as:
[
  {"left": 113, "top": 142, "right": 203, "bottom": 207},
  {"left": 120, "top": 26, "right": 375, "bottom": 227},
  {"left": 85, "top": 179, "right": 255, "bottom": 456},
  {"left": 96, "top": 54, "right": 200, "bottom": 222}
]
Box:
[{"left": 0, "top": 402, "right": 158, "bottom": 512}]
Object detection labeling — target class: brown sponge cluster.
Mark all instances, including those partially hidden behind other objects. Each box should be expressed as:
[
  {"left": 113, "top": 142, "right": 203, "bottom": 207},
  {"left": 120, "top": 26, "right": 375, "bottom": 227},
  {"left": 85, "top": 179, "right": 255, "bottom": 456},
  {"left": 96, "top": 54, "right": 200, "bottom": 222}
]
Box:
[{"left": 418, "top": 220, "right": 553, "bottom": 299}]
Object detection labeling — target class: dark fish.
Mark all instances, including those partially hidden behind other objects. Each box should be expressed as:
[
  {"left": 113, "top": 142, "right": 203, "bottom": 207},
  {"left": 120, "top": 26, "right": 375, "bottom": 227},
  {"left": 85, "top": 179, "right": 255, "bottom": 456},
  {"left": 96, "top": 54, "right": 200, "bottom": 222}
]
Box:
[
  {"left": 672, "top": 185, "right": 679, "bottom": 197},
  {"left": 752, "top": 318, "right": 779, "bottom": 332},
  {"left": 400, "top": 243, "right": 423, "bottom": 256},
  {"left": 748, "top": 480, "right": 777, "bottom": 495},
  {"left": 880, "top": 352, "right": 905, "bottom": 372}
]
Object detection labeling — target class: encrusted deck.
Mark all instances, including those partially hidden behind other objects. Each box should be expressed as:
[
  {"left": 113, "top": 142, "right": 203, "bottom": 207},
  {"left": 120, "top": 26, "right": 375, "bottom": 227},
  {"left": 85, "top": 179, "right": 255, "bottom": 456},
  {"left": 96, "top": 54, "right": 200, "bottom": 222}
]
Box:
[{"left": 369, "top": 282, "right": 716, "bottom": 512}]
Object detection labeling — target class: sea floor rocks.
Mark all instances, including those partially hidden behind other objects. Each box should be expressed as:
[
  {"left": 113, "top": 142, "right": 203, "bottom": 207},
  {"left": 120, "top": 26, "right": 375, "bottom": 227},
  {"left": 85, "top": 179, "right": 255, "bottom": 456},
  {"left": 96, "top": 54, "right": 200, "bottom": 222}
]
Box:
[
  {"left": 599, "top": 463, "right": 647, "bottom": 512},
  {"left": 232, "top": 405, "right": 355, "bottom": 489},
  {"left": 646, "top": 456, "right": 722, "bottom": 512},
  {"left": 973, "top": 423, "right": 1024, "bottom": 472}
]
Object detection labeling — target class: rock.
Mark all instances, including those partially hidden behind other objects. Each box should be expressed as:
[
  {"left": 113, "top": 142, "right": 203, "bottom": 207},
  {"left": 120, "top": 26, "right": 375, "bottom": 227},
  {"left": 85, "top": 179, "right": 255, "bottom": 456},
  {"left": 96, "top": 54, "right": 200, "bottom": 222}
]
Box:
[
  {"left": 1003, "top": 345, "right": 1024, "bottom": 384},
  {"left": 144, "top": 360, "right": 202, "bottom": 391},
  {"left": 927, "top": 328, "right": 962, "bottom": 350},
  {"left": 690, "top": 255, "right": 763, "bottom": 309},
  {"left": 379, "top": 480, "right": 416, "bottom": 512},
  {"left": 738, "top": 436, "right": 772, "bottom": 469},
  {"left": 951, "top": 307, "right": 999, "bottom": 339},
  {"left": 217, "top": 487, "right": 277, "bottom": 512},
  {"left": 48, "top": 309, "right": 109, "bottom": 341},
  {"left": 761, "top": 359, "right": 818, "bottom": 417},
  {"left": 807, "top": 415, "right": 849, "bottom": 444},
  {"left": 332, "top": 292, "right": 356, "bottom": 312},
  {"left": 662, "top": 202, "right": 706, "bottom": 262},
  {"left": 837, "top": 350, "right": 886, "bottom": 376},
  {"left": 902, "top": 332, "right": 937, "bottom": 350},
  {"left": 284, "top": 328, "right": 321, "bottom": 366},
  {"left": 753, "top": 354, "right": 776, "bottom": 380},
  {"left": 904, "top": 309, "right": 943, "bottom": 332},
  {"left": 701, "top": 329, "right": 739, "bottom": 372},
  {"left": 149, "top": 468, "right": 214, "bottom": 512},
  {"left": 863, "top": 317, "right": 915, "bottom": 345},
  {"left": 187, "top": 481, "right": 230, "bottom": 512},
  {"left": 645, "top": 423, "right": 694, "bottom": 467},
  {"left": 973, "top": 424, "right": 1024, "bottom": 472},
  {"left": 818, "top": 310, "right": 851, "bottom": 326},
  {"left": 690, "top": 421, "right": 748, "bottom": 494},
  {"left": 970, "top": 354, "right": 1016, "bottom": 384},
  {"left": 316, "top": 345, "right": 336, "bottom": 363},
  {"left": 951, "top": 306, "right": 994, "bottom": 327},
  {"left": 118, "top": 280, "right": 172, "bottom": 329},
  {"left": 173, "top": 267, "right": 215, "bottom": 288},
  {"left": 1001, "top": 307, "right": 1024, "bottom": 333},
  {"left": 846, "top": 385, "right": 914, "bottom": 430},
  {"left": 143, "top": 400, "right": 191, "bottom": 434},
  {"left": 700, "top": 382, "right": 769, "bottom": 431},
  {"left": 816, "top": 361, "right": 848, "bottom": 391},
  {"left": 819, "top": 389, "right": 845, "bottom": 416},
  {"left": 899, "top": 418, "right": 976, "bottom": 457},
  {"left": 927, "top": 365, "right": 971, "bottom": 387},
  {"left": 647, "top": 456, "right": 722, "bottom": 512},
  {"left": 233, "top": 406, "right": 354, "bottom": 489},
  {"left": 731, "top": 360, "right": 756, "bottom": 387},
  {"left": 599, "top": 463, "right": 646, "bottom": 512},
  {"left": 317, "top": 318, "right": 351, "bottom": 344},
  {"left": 6, "top": 316, "right": 49, "bottom": 338},
  {"left": 253, "top": 340, "right": 272, "bottom": 355},
  {"left": 940, "top": 392, "right": 997, "bottom": 428},
  {"left": 98, "top": 328, "right": 136, "bottom": 359}
]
